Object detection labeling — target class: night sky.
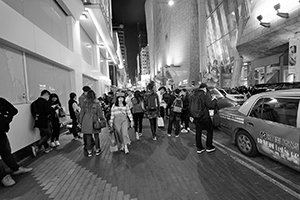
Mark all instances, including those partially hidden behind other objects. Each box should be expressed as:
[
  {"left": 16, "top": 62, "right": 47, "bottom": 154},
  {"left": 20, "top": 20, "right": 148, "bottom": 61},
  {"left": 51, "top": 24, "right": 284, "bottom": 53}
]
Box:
[{"left": 112, "top": 0, "right": 147, "bottom": 84}]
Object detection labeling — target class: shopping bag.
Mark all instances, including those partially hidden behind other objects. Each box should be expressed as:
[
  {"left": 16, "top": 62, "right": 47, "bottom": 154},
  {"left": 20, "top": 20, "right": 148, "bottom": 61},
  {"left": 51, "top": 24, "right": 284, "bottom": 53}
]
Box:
[
  {"left": 157, "top": 117, "right": 164, "bottom": 127},
  {"left": 109, "top": 127, "right": 119, "bottom": 152}
]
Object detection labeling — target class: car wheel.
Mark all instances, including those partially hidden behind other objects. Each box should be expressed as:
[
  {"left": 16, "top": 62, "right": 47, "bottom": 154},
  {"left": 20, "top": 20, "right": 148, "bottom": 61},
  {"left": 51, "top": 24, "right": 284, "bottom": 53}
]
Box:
[{"left": 235, "top": 130, "right": 258, "bottom": 157}]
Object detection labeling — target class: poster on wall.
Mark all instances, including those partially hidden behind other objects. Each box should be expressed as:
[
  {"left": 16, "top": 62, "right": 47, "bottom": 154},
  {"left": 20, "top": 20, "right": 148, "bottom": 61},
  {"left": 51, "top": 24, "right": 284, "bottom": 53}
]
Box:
[{"left": 288, "top": 38, "right": 300, "bottom": 81}]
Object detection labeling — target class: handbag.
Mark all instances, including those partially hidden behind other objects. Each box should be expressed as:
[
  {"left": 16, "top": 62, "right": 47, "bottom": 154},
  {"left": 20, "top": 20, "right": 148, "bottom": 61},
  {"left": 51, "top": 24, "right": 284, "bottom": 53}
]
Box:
[
  {"left": 93, "top": 118, "right": 106, "bottom": 130},
  {"left": 157, "top": 117, "right": 164, "bottom": 127},
  {"left": 213, "top": 105, "right": 221, "bottom": 127}
]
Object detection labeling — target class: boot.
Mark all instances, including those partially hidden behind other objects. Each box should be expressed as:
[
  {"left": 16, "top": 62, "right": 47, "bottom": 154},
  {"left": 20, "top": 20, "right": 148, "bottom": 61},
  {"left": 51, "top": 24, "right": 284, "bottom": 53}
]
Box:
[{"left": 124, "top": 144, "right": 129, "bottom": 154}]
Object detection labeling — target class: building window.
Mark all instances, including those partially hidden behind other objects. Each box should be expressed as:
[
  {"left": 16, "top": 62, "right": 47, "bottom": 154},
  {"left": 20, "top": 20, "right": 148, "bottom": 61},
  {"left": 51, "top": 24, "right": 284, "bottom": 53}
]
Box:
[
  {"left": 26, "top": 55, "right": 71, "bottom": 111},
  {"left": 3, "top": 0, "right": 70, "bottom": 49},
  {"left": 0, "top": 44, "right": 26, "bottom": 104}
]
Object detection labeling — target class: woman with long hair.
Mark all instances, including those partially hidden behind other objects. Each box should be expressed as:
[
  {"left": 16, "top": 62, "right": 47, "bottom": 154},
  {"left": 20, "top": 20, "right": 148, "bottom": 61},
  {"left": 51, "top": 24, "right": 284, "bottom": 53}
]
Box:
[
  {"left": 110, "top": 91, "right": 134, "bottom": 154},
  {"left": 48, "top": 93, "right": 63, "bottom": 147},
  {"left": 79, "top": 90, "right": 105, "bottom": 157},
  {"left": 131, "top": 90, "right": 144, "bottom": 140}
]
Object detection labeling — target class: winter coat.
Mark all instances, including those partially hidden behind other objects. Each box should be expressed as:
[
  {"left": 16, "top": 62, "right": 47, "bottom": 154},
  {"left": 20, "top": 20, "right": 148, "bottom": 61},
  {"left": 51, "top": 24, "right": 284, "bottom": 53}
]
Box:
[{"left": 79, "top": 99, "right": 105, "bottom": 134}]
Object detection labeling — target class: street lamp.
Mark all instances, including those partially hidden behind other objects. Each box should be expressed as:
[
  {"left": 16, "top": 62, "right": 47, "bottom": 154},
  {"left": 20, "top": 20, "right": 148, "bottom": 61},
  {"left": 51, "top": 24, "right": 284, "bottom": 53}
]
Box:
[{"left": 168, "top": 0, "right": 174, "bottom": 6}]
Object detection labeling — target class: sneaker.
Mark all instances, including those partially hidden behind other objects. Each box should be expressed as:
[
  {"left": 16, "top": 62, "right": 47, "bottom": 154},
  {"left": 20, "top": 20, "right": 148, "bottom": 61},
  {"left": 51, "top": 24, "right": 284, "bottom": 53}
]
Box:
[
  {"left": 187, "top": 127, "right": 190, "bottom": 131},
  {"left": 87, "top": 150, "right": 92, "bottom": 157},
  {"left": 95, "top": 149, "right": 102, "bottom": 156},
  {"left": 181, "top": 129, "right": 188, "bottom": 133},
  {"left": 153, "top": 137, "right": 157, "bottom": 141},
  {"left": 12, "top": 166, "right": 33, "bottom": 175},
  {"left": 175, "top": 134, "right": 179, "bottom": 138},
  {"left": 50, "top": 142, "right": 56, "bottom": 148},
  {"left": 206, "top": 146, "right": 216, "bottom": 153},
  {"left": 138, "top": 133, "right": 143, "bottom": 137},
  {"left": 167, "top": 133, "right": 171, "bottom": 137},
  {"left": 31, "top": 146, "right": 38, "bottom": 157},
  {"left": 55, "top": 141, "right": 60, "bottom": 146},
  {"left": 124, "top": 145, "right": 129, "bottom": 154},
  {"left": 74, "top": 137, "right": 79, "bottom": 140},
  {"left": 1, "top": 175, "right": 15, "bottom": 187},
  {"left": 197, "top": 148, "right": 206, "bottom": 154},
  {"left": 44, "top": 148, "right": 52, "bottom": 154},
  {"left": 120, "top": 145, "right": 125, "bottom": 152},
  {"left": 136, "top": 132, "right": 140, "bottom": 141}
]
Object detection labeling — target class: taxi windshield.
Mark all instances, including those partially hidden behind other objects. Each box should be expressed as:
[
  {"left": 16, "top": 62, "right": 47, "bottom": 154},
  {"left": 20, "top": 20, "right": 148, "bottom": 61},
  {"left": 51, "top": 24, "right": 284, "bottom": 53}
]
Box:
[{"left": 209, "top": 88, "right": 224, "bottom": 99}]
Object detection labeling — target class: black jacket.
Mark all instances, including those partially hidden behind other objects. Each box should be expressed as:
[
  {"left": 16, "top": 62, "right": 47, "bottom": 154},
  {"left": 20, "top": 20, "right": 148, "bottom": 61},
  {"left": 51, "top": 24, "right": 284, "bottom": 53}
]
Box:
[
  {"left": 192, "top": 88, "right": 217, "bottom": 120},
  {"left": 31, "top": 97, "right": 54, "bottom": 129},
  {"left": 0, "top": 97, "right": 18, "bottom": 133}
]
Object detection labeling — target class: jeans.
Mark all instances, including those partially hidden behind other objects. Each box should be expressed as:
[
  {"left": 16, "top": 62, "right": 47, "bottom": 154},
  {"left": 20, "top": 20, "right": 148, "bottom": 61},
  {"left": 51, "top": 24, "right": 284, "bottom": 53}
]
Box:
[
  {"left": 149, "top": 118, "right": 157, "bottom": 138},
  {"left": 37, "top": 128, "right": 51, "bottom": 149},
  {"left": 167, "top": 112, "right": 181, "bottom": 136},
  {"left": 71, "top": 118, "right": 79, "bottom": 138},
  {"left": 159, "top": 106, "right": 165, "bottom": 119},
  {"left": 51, "top": 121, "right": 60, "bottom": 142},
  {"left": 181, "top": 109, "right": 190, "bottom": 129},
  {"left": 133, "top": 113, "right": 144, "bottom": 133},
  {"left": 86, "top": 134, "right": 100, "bottom": 151},
  {"left": 0, "top": 132, "right": 19, "bottom": 172},
  {"left": 194, "top": 117, "right": 214, "bottom": 149}
]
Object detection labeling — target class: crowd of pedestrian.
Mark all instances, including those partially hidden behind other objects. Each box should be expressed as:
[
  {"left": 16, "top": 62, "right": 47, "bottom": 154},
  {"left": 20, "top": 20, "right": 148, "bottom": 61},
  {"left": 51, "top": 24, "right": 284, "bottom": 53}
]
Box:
[{"left": 0, "top": 80, "right": 219, "bottom": 187}]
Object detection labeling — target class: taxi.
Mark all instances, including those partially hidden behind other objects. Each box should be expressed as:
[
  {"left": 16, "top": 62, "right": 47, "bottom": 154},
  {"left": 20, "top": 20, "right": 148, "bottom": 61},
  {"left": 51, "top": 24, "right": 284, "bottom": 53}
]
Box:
[{"left": 219, "top": 89, "right": 300, "bottom": 171}]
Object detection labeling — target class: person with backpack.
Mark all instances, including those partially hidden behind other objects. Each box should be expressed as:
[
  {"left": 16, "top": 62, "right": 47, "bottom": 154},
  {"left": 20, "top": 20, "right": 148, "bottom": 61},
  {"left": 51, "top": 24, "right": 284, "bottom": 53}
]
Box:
[
  {"left": 144, "top": 83, "right": 160, "bottom": 140},
  {"left": 0, "top": 97, "right": 33, "bottom": 187},
  {"left": 166, "top": 88, "right": 183, "bottom": 137},
  {"left": 131, "top": 90, "right": 145, "bottom": 140},
  {"left": 189, "top": 83, "right": 217, "bottom": 154},
  {"left": 68, "top": 92, "right": 81, "bottom": 140}
]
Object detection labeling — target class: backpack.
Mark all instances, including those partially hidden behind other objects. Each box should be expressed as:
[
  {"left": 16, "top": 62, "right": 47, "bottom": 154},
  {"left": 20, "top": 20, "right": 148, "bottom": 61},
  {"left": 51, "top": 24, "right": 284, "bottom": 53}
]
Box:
[
  {"left": 189, "top": 93, "right": 204, "bottom": 118},
  {"left": 172, "top": 96, "right": 183, "bottom": 113},
  {"left": 132, "top": 98, "right": 144, "bottom": 114},
  {"left": 147, "top": 94, "right": 158, "bottom": 111}
]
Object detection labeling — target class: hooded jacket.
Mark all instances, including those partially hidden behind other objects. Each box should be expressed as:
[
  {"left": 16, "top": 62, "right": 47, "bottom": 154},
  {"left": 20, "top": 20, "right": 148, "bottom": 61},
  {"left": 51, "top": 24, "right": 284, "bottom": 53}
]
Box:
[{"left": 191, "top": 88, "right": 217, "bottom": 120}]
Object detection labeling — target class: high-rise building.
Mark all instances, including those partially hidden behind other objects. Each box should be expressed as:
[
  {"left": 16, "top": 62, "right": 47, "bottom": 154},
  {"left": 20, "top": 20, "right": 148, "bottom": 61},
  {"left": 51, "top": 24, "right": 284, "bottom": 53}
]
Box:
[
  {"left": 140, "top": 46, "right": 150, "bottom": 75},
  {"left": 113, "top": 24, "right": 128, "bottom": 71}
]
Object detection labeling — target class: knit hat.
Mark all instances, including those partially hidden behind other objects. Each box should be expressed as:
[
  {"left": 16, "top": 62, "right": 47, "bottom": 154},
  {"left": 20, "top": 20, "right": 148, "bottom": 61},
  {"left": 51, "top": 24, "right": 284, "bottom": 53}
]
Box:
[
  {"left": 199, "top": 83, "right": 208, "bottom": 89},
  {"left": 116, "top": 91, "right": 125, "bottom": 97}
]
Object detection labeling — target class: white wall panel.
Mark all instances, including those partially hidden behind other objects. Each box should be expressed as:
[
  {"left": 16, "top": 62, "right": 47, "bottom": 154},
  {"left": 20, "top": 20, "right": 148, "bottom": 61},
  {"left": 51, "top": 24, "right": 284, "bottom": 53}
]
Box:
[{"left": 8, "top": 104, "right": 40, "bottom": 153}]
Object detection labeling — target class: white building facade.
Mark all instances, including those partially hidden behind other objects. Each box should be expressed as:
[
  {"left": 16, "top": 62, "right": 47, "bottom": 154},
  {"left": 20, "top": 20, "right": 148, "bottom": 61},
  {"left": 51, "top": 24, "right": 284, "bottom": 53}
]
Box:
[{"left": 0, "top": 0, "right": 121, "bottom": 152}]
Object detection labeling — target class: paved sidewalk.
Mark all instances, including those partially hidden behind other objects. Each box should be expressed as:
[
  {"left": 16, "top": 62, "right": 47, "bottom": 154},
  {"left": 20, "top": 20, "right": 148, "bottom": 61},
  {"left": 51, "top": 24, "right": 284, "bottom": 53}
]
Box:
[{"left": 0, "top": 119, "right": 298, "bottom": 200}]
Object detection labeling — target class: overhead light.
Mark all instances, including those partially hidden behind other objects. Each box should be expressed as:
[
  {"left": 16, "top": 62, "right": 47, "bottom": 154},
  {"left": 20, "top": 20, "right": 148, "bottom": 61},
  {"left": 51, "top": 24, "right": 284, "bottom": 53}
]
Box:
[
  {"left": 274, "top": 3, "right": 289, "bottom": 18},
  {"left": 256, "top": 15, "right": 271, "bottom": 28},
  {"left": 80, "top": 13, "right": 88, "bottom": 20},
  {"left": 168, "top": 0, "right": 174, "bottom": 6}
]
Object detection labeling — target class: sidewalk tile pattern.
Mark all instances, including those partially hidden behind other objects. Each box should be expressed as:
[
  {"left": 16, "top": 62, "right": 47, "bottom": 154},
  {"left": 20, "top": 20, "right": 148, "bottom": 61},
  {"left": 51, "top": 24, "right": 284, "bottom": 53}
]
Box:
[{"left": 0, "top": 120, "right": 298, "bottom": 200}]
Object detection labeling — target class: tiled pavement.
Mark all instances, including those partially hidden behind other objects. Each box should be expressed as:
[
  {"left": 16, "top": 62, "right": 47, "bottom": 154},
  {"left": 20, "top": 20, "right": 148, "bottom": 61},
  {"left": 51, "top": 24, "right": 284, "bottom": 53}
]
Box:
[{"left": 0, "top": 119, "right": 298, "bottom": 200}]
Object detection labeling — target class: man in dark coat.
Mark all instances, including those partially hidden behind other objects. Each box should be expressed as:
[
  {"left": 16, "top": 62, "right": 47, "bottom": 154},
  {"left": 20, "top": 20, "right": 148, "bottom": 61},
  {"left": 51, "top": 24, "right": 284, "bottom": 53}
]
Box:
[
  {"left": 192, "top": 83, "right": 217, "bottom": 154},
  {"left": 31, "top": 90, "right": 55, "bottom": 156},
  {"left": 0, "top": 97, "right": 33, "bottom": 187}
]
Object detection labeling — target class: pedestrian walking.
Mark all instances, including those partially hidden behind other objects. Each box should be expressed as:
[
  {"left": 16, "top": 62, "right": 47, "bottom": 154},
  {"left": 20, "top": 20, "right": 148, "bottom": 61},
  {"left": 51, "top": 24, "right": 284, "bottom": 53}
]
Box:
[
  {"left": 180, "top": 89, "right": 190, "bottom": 133},
  {"left": 68, "top": 92, "right": 81, "bottom": 140},
  {"left": 167, "top": 89, "right": 183, "bottom": 137},
  {"left": 131, "top": 90, "right": 145, "bottom": 140},
  {"left": 144, "top": 83, "right": 160, "bottom": 140},
  {"left": 189, "top": 83, "right": 217, "bottom": 154},
  {"left": 79, "top": 90, "right": 105, "bottom": 157},
  {"left": 48, "top": 93, "right": 63, "bottom": 147},
  {"left": 0, "top": 97, "right": 33, "bottom": 187},
  {"left": 31, "top": 90, "right": 55, "bottom": 156},
  {"left": 110, "top": 91, "right": 134, "bottom": 154}
]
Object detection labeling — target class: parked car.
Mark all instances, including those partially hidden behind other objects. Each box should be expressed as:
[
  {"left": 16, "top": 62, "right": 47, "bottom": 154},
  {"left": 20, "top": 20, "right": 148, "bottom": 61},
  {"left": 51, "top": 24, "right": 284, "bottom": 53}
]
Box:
[
  {"left": 208, "top": 87, "right": 239, "bottom": 109},
  {"left": 219, "top": 89, "right": 300, "bottom": 172},
  {"left": 218, "top": 88, "right": 246, "bottom": 105}
]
